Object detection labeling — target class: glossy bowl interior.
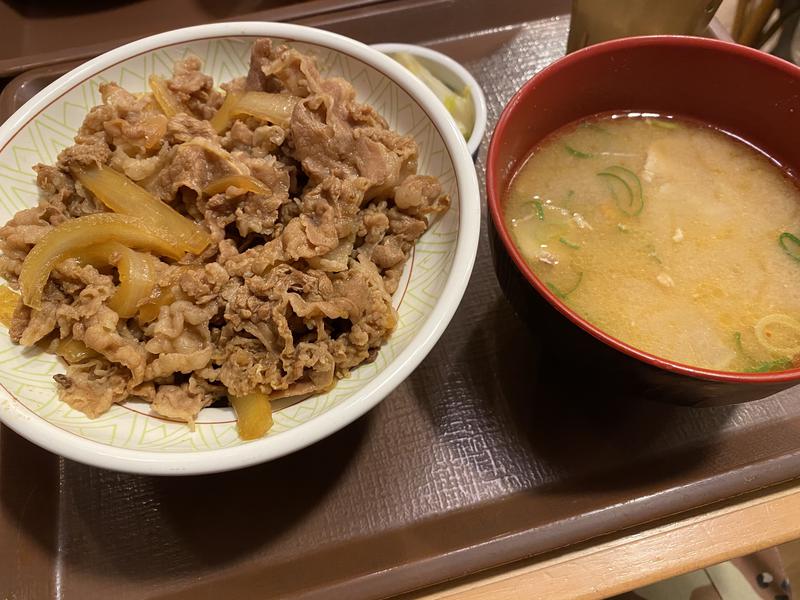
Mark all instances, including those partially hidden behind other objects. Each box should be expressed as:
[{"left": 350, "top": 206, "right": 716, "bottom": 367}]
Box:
[
  {"left": 0, "top": 22, "right": 480, "bottom": 474},
  {"left": 487, "top": 35, "right": 800, "bottom": 392}
]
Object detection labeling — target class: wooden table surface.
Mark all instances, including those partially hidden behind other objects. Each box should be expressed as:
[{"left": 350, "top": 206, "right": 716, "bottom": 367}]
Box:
[{"left": 401, "top": 480, "right": 800, "bottom": 599}]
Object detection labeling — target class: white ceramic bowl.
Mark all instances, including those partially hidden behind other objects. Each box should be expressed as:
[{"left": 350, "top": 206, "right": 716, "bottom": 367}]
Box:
[
  {"left": 0, "top": 22, "right": 480, "bottom": 475},
  {"left": 371, "top": 43, "right": 487, "bottom": 156}
]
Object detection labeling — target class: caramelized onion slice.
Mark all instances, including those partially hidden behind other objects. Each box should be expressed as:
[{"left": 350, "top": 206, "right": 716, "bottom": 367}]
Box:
[
  {"left": 229, "top": 392, "right": 273, "bottom": 440},
  {"left": 136, "top": 286, "right": 179, "bottom": 325},
  {"left": 0, "top": 285, "right": 19, "bottom": 327},
  {"left": 209, "top": 90, "right": 243, "bottom": 133},
  {"left": 148, "top": 75, "right": 185, "bottom": 118},
  {"left": 210, "top": 91, "right": 299, "bottom": 133},
  {"left": 202, "top": 174, "right": 272, "bottom": 197},
  {"left": 110, "top": 249, "right": 159, "bottom": 318},
  {"left": 20, "top": 214, "right": 183, "bottom": 310},
  {"left": 55, "top": 338, "right": 99, "bottom": 363},
  {"left": 67, "top": 241, "right": 160, "bottom": 319},
  {"left": 73, "top": 164, "right": 211, "bottom": 254},
  {"left": 755, "top": 314, "right": 800, "bottom": 356},
  {"left": 234, "top": 92, "right": 299, "bottom": 127}
]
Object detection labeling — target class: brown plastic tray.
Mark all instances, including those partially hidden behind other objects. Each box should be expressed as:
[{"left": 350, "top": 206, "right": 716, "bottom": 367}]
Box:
[
  {"left": 0, "top": 0, "right": 732, "bottom": 124},
  {"left": 0, "top": 2, "right": 793, "bottom": 600},
  {"left": 0, "top": 0, "right": 399, "bottom": 77}
]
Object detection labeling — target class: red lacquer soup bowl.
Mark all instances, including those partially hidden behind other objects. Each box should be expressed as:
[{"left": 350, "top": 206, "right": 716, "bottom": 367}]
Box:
[{"left": 486, "top": 36, "right": 800, "bottom": 406}]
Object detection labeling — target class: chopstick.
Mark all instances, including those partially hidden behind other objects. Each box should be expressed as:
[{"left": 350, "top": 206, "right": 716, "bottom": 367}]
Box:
[
  {"left": 736, "top": 0, "right": 778, "bottom": 47},
  {"left": 732, "top": 0, "right": 752, "bottom": 40},
  {"left": 757, "top": 3, "right": 800, "bottom": 46}
]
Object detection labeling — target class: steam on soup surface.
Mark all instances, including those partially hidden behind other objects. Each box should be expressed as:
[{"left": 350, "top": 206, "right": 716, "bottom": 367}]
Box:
[{"left": 505, "top": 112, "right": 800, "bottom": 373}]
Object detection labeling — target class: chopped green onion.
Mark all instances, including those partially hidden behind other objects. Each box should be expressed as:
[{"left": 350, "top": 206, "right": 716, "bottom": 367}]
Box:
[
  {"left": 733, "top": 331, "right": 746, "bottom": 355},
  {"left": 754, "top": 314, "right": 800, "bottom": 356},
  {"left": 546, "top": 271, "right": 583, "bottom": 300},
  {"left": 597, "top": 172, "right": 634, "bottom": 215},
  {"left": 531, "top": 199, "right": 544, "bottom": 220},
  {"left": 733, "top": 331, "right": 792, "bottom": 372},
  {"left": 604, "top": 166, "right": 644, "bottom": 214},
  {"left": 605, "top": 165, "right": 643, "bottom": 201},
  {"left": 645, "top": 243, "right": 662, "bottom": 264},
  {"left": 733, "top": 330, "right": 754, "bottom": 365},
  {"left": 779, "top": 232, "right": 800, "bottom": 262},
  {"left": 597, "top": 166, "right": 644, "bottom": 216},
  {"left": 583, "top": 123, "right": 610, "bottom": 134},
  {"left": 565, "top": 144, "right": 593, "bottom": 159},
  {"left": 559, "top": 237, "right": 580, "bottom": 249},
  {"left": 646, "top": 118, "right": 679, "bottom": 130},
  {"left": 747, "top": 358, "right": 793, "bottom": 373}
]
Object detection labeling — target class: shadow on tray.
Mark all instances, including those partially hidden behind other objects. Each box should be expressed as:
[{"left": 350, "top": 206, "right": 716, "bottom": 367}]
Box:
[
  {"left": 4, "top": 0, "right": 141, "bottom": 18},
  {"left": 0, "top": 425, "right": 59, "bottom": 556},
  {"left": 5, "top": 0, "right": 296, "bottom": 19},
  {"left": 0, "top": 412, "right": 369, "bottom": 582},
  {"left": 412, "top": 294, "right": 740, "bottom": 494}
]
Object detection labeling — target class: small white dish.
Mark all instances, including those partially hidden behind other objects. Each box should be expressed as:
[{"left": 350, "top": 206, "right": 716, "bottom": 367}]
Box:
[{"left": 372, "top": 43, "right": 487, "bottom": 156}]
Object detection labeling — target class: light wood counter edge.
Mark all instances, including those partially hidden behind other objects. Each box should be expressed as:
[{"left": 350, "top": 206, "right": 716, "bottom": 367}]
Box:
[{"left": 399, "top": 480, "right": 800, "bottom": 600}]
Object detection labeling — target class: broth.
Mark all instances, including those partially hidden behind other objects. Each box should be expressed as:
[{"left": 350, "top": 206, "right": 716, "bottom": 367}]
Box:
[{"left": 504, "top": 113, "right": 800, "bottom": 372}]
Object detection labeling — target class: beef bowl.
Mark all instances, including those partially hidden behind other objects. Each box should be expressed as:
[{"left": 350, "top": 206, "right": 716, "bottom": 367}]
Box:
[
  {"left": 487, "top": 35, "right": 800, "bottom": 407},
  {"left": 0, "top": 22, "right": 480, "bottom": 474}
]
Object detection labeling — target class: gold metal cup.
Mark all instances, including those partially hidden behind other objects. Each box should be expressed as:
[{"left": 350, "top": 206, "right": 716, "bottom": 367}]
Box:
[{"left": 567, "top": 0, "right": 723, "bottom": 52}]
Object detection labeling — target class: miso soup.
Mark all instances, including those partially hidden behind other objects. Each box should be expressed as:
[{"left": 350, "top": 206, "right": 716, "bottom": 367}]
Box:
[{"left": 504, "top": 113, "right": 800, "bottom": 373}]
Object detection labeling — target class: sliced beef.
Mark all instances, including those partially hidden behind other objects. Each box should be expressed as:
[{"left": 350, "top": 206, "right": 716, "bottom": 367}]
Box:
[
  {"left": 56, "top": 358, "right": 131, "bottom": 418},
  {"left": 151, "top": 382, "right": 212, "bottom": 425},
  {"left": 167, "top": 55, "right": 222, "bottom": 120},
  {"left": 95, "top": 82, "right": 168, "bottom": 155},
  {"left": 246, "top": 39, "right": 281, "bottom": 92},
  {"left": 394, "top": 174, "right": 450, "bottom": 215},
  {"left": 57, "top": 131, "right": 112, "bottom": 169},
  {"left": 0, "top": 38, "right": 447, "bottom": 429},
  {"left": 289, "top": 76, "right": 418, "bottom": 200},
  {"left": 148, "top": 138, "right": 246, "bottom": 201},
  {"left": 166, "top": 113, "right": 217, "bottom": 145},
  {"left": 251, "top": 42, "right": 323, "bottom": 97}
]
